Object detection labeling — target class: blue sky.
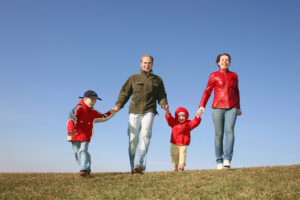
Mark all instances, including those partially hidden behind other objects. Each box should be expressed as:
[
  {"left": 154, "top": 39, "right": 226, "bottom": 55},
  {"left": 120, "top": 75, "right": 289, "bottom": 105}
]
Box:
[{"left": 0, "top": 0, "right": 299, "bottom": 172}]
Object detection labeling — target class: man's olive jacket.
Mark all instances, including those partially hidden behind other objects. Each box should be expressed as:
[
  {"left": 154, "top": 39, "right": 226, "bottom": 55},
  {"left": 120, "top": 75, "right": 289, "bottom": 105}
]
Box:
[{"left": 116, "top": 70, "right": 168, "bottom": 115}]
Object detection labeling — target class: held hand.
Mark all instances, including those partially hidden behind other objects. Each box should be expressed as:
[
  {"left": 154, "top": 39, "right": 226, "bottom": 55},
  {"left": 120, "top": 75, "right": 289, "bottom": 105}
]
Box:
[
  {"left": 165, "top": 107, "right": 170, "bottom": 116},
  {"left": 112, "top": 106, "right": 120, "bottom": 112},
  {"left": 237, "top": 109, "right": 242, "bottom": 116},
  {"left": 162, "top": 104, "right": 169, "bottom": 111},
  {"left": 197, "top": 107, "right": 205, "bottom": 116}
]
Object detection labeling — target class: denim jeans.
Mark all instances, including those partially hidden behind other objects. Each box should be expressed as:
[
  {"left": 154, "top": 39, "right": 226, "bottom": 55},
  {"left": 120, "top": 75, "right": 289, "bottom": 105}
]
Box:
[
  {"left": 71, "top": 141, "right": 91, "bottom": 171},
  {"left": 212, "top": 108, "right": 238, "bottom": 164},
  {"left": 128, "top": 112, "right": 155, "bottom": 171}
]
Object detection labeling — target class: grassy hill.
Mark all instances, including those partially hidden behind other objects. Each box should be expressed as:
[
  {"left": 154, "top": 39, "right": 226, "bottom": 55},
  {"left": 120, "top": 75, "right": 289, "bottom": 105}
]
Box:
[{"left": 0, "top": 164, "right": 299, "bottom": 200}]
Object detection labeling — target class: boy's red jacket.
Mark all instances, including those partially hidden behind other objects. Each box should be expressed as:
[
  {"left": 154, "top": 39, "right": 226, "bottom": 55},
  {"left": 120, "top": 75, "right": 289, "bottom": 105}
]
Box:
[
  {"left": 165, "top": 107, "right": 201, "bottom": 146},
  {"left": 199, "top": 68, "right": 240, "bottom": 109},
  {"left": 67, "top": 100, "right": 114, "bottom": 142}
]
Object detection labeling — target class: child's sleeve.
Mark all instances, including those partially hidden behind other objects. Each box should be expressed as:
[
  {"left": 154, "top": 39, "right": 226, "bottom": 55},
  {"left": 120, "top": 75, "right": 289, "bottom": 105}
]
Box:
[
  {"left": 94, "top": 110, "right": 116, "bottom": 123},
  {"left": 165, "top": 113, "right": 176, "bottom": 127},
  {"left": 67, "top": 106, "right": 81, "bottom": 134},
  {"left": 189, "top": 116, "right": 202, "bottom": 130}
]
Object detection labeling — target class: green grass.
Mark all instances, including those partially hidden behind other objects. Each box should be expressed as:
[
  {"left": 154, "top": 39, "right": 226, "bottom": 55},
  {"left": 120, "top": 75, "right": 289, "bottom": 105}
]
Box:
[{"left": 1, "top": 164, "right": 300, "bottom": 200}]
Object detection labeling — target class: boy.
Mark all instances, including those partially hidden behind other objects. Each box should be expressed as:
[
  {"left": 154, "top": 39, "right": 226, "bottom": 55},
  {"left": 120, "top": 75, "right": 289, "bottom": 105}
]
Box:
[
  {"left": 67, "top": 90, "right": 115, "bottom": 176},
  {"left": 165, "top": 107, "right": 201, "bottom": 171}
]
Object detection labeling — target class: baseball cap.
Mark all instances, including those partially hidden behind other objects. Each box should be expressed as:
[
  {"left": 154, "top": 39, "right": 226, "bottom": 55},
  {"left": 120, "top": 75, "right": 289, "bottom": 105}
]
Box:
[{"left": 79, "top": 90, "right": 102, "bottom": 100}]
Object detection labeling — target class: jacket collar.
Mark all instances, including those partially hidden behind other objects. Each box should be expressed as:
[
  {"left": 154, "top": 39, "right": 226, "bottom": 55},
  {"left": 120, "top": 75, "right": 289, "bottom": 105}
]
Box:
[
  {"left": 140, "top": 69, "right": 153, "bottom": 76},
  {"left": 219, "top": 68, "right": 230, "bottom": 73},
  {"left": 77, "top": 100, "right": 93, "bottom": 110}
]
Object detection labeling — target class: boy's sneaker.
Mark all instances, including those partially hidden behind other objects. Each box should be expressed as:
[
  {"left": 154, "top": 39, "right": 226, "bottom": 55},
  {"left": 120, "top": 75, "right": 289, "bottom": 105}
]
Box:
[
  {"left": 80, "top": 169, "right": 91, "bottom": 177},
  {"left": 223, "top": 160, "right": 231, "bottom": 168},
  {"left": 133, "top": 165, "right": 143, "bottom": 174},
  {"left": 217, "top": 163, "right": 224, "bottom": 170},
  {"left": 179, "top": 165, "right": 184, "bottom": 171}
]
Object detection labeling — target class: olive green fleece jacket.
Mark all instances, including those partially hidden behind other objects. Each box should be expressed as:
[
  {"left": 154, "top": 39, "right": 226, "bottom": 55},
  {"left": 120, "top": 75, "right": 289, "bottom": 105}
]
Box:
[{"left": 116, "top": 70, "right": 168, "bottom": 115}]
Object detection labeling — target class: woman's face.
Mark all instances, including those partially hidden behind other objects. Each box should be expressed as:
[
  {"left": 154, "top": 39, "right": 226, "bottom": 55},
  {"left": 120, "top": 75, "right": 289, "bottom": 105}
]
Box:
[{"left": 218, "top": 55, "right": 230, "bottom": 70}]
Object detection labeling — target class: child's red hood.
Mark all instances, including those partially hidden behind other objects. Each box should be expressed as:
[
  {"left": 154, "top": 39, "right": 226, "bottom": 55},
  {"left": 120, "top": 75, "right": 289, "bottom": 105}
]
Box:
[{"left": 175, "top": 107, "right": 189, "bottom": 122}]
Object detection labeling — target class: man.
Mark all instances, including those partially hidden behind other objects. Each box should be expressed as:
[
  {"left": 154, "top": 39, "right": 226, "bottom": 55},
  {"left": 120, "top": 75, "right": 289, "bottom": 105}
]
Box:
[{"left": 113, "top": 55, "right": 168, "bottom": 174}]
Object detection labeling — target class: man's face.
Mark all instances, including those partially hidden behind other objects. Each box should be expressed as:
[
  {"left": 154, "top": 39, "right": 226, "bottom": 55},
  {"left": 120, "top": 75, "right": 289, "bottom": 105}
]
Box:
[{"left": 140, "top": 56, "right": 153, "bottom": 73}]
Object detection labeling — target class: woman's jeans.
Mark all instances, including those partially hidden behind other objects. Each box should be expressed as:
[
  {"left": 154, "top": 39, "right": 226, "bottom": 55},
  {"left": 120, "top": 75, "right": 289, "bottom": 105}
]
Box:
[
  {"left": 212, "top": 108, "right": 238, "bottom": 164},
  {"left": 71, "top": 141, "right": 91, "bottom": 171},
  {"left": 128, "top": 112, "right": 155, "bottom": 171}
]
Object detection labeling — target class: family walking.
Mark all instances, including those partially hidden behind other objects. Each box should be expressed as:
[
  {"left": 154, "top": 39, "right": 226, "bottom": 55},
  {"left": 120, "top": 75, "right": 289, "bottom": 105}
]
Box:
[{"left": 67, "top": 53, "right": 242, "bottom": 176}]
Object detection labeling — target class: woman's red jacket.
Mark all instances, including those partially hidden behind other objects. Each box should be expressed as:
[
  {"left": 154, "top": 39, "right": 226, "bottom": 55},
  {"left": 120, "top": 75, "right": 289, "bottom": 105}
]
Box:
[{"left": 199, "top": 68, "right": 240, "bottom": 109}]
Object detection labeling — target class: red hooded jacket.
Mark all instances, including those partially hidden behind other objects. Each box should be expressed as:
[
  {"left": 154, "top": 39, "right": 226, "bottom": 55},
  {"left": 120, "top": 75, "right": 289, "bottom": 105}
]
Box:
[
  {"left": 199, "top": 68, "right": 240, "bottom": 109},
  {"left": 165, "top": 107, "right": 201, "bottom": 146},
  {"left": 67, "top": 100, "right": 115, "bottom": 142}
]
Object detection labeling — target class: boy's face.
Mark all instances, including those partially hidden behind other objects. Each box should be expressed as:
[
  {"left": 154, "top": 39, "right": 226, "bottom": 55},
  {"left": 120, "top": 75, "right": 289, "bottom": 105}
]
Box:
[
  {"left": 84, "top": 97, "right": 97, "bottom": 108},
  {"left": 178, "top": 113, "right": 186, "bottom": 123}
]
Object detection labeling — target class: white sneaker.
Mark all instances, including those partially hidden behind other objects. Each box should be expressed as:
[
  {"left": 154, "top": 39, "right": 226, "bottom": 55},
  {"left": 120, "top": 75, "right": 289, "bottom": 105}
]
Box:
[
  {"left": 223, "top": 160, "right": 230, "bottom": 168},
  {"left": 217, "top": 163, "right": 224, "bottom": 170}
]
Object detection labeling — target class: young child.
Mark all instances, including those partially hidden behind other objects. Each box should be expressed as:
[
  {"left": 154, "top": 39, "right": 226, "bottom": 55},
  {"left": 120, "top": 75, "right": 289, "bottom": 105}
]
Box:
[
  {"left": 67, "top": 90, "right": 115, "bottom": 176},
  {"left": 165, "top": 107, "right": 201, "bottom": 171}
]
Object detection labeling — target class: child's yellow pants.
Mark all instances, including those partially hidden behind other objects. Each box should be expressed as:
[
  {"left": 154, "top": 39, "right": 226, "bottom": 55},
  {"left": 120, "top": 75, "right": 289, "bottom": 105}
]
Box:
[{"left": 171, "top": 143, "right": 187, "bottom": 167}]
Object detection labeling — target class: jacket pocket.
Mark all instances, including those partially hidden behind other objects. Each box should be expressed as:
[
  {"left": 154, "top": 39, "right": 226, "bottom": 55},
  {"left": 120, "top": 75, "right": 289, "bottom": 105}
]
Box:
[{"left": 133, "top": 82, "right": 144, "bottom": 93}]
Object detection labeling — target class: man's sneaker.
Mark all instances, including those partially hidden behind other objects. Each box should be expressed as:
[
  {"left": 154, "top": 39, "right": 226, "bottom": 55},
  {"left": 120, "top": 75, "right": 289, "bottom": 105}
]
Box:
[
  {"left": 217, "top": 163, "right": 224, "bottom": 170},
  {"left": 179, "top": 165, "right": 184, "bottom": 171},
  {"left": 133, "top": 165, "right": 143, "bottom": 174},
  {"left": 223, "top": 160, "right": 231, "bottom": 168}
]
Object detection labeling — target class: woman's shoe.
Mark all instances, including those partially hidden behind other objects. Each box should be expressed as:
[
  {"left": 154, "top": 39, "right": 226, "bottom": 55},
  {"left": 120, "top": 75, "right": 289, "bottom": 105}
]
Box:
[
  {"left": 223, "top": 160, "right": 231, "bottom": 168},
  {"left": 217, "top": 163, "right": 224, "bottom": 170}
]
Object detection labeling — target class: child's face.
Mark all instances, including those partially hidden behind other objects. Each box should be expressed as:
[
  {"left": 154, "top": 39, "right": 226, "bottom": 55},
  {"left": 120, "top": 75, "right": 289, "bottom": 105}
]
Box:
[
  {"left": 84, "top": 97, "right": 97, "bottom": 108},
  {"left": 178, "top": 113, "right": 186, "bottom": 123}
]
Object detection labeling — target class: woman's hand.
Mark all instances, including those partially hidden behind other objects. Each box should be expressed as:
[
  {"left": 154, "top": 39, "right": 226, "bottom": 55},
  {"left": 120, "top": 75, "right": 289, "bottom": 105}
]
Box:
[
  {"left": 197, "top": 107, "right": 205, "bottom": 116},
  {"left": 237, "top": 109, "right": 242, "bottom": 116}
]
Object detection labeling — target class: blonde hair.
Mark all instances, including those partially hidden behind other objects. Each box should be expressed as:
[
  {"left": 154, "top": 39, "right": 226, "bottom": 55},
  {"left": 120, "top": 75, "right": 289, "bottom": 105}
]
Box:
[{"left": 140, "top": 55, "right": 154, "bottom": 63}]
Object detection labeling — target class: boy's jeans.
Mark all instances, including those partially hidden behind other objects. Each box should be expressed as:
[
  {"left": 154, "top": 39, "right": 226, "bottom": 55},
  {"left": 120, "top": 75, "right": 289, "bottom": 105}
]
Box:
[
  {"left": 128, "top": 112, "right": 155, "bottom": 171},
  {"left": 212, "top": 108, "right": 238, "bottom": 164},
  {"left": 71, "top": 141, "right": 91, "bottom": 171}
]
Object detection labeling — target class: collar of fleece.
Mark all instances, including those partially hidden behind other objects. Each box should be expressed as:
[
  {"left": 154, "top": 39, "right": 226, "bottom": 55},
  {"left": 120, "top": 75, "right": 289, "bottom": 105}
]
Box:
[
  {"left": 76, "top": 100, "right": 92, "bottom": 110},
  {"left": 175, "top": 107, "right": 189, "bottom": 122}
]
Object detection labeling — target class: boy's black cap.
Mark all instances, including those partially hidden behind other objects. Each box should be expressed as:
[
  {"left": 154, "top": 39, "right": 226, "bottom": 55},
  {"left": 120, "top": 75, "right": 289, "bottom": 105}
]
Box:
[{"left": 79, "top": 90, "right": 102, "bottom": 100}]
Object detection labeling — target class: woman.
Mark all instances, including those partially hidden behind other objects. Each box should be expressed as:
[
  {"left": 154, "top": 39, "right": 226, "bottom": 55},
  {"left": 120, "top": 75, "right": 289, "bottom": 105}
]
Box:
[{"left": 197, "top": 53, "right": 242, "bottom": 169}]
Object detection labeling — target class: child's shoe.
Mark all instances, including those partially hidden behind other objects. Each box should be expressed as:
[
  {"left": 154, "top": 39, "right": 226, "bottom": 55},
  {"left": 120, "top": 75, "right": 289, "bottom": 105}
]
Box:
[
  {"left": 179, "top": 165, "right": 184, "bottom": 171},
  {"left": 217, "top": 163, "right": 224, "bottom": 170},
  {"left": 223, "top": 160, "right": 231, "bottom": 168},
  {"left": 173, "top": 165, "right": 178, "bottom": 172}
]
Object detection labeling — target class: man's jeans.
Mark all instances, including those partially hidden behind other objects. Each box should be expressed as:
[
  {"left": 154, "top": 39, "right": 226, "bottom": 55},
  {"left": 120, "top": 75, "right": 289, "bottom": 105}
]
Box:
[
  {"left": 128, "top": 112, "right": 155, "bottom": 171},
  {"left": 71, "top": 141, "right": 91, "bottom": 171},
  {"left": 212, "top": 108, "right": 238, "bottom": 164}
]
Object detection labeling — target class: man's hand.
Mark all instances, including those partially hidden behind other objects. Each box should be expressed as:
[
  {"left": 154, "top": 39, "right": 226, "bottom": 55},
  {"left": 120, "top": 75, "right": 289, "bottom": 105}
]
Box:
[{"left": 162, "top": 104, "right": 169, "bottom": 111}]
